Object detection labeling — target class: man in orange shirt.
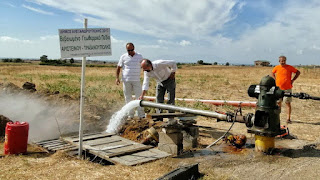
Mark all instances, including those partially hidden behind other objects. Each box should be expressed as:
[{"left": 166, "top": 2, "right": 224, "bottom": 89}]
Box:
[{"left": 272, "top": 56, "right": 300, "bottom": 123}]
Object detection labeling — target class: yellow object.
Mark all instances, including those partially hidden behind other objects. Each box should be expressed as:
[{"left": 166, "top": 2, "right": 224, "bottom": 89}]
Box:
[
  {"left": 255, "top": 135, "right": 275, "bottom": 152},
  {"left": 147, "top": 127, "right": 159, "bottom": 142}
]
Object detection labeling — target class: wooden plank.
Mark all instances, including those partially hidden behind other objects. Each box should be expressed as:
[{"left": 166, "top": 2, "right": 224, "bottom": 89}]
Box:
[
  {"left": 62, "top": 132, "right": 115, "bottom": 142},
  {"left": 89, "top": 140, "right": 122, "bottom": 147},
  {"left": 60, "top": 147, "right": 78, "bottom": 152},
  {"left": 112, "top": 148, "right": 171, "bottom": 166},
  {"left": 102, "top": 143, "right": 148, "bottom": 155},
  {"left": 42, "top": 142, "right": 67, "bottom": 148},
  {"left": 83, "top": 141, "right": 134, "bottom": 152},
  {"left": 87, "top": 144, "right": 133, "bottom": 151},
  {"left": 51, "top": 144, "right": 76, "bottom": 151},
  {"left": 35, "top": 139, "right": 61, "bottom": 145},
  {"left": 111, "top": 154, "right": 154, "bottom": 166},
  {"left": 83, "top": 136, "right": 123, "bottom": 146},
  {"left": 80, "top": 144, "right": 151, "bottom": 164},
  {"left": 107, "top": 145, "right": 153, "bottom": 158},
  {"left": 59, "top": 132, "right": 171, "bottom": 166},
  {"left": 62, "top": 136, "right": 118, "bottom": 146},
  {"left": 47, "top": 143, "right": 73, "bottom": 149},
  {"left": 68, "top": 132, "right": 102, "bottom": 138}
]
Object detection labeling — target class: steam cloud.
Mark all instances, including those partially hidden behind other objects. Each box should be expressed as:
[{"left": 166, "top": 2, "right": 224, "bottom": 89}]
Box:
[{"left": 0, "top": 91, "right": 78, "bottom": 142}]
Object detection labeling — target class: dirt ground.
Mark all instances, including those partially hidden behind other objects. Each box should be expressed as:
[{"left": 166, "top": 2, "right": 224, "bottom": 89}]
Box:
[{"left": 1, "top": 66, "right": 320, "bottom": 179}]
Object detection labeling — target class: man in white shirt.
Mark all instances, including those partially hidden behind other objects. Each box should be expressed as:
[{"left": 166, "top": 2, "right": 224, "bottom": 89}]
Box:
[
  {"left": 139, "top": 59, "right": 177, "bottom": 112},
  {"left": 116, "top": 42, "right": 144, "bottom": 119}
]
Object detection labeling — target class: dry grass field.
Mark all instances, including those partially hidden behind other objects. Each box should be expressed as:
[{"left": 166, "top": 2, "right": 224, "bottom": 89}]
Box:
[{"left": 0, "top": 62, "right": 320, "bottom": 179}]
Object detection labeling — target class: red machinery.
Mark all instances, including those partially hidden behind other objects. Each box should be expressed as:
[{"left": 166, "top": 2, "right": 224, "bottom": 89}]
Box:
[{"left": 4, "top": 121, "right": 29, "bottom": 155}]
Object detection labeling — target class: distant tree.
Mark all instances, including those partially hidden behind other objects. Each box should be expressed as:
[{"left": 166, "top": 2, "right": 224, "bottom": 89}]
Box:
[
  {"left": 197, "top": 60, "right": 204, "bottom": 64},
  {"left": 40, "top": 55, "right": 48, "bottom": 62},
  {"left": 103, "top": 61, "right": 106, "bottom": 64},
  {"left": 213, "top": 62, "right": 218, "bottom": 65},
  {"left": 2, "top": 58, "right": 10, "bottom": 62},
  {"left": 226, "top": 62, "right": 230, "bottom": 66},
  {"left": 70, "top": 58, "right": 75, "bottom": 64},
  {"left": 13, "top": 58, "right": 23, "bottom": 63}
]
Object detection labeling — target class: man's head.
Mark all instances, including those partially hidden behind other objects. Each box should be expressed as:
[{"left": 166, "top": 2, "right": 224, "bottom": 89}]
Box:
[
  {"left": 279, "top": 56, "right": 287, "bottom": 66},
  {"left": 141, "top": 59, "right": 152, "bottom": 72},
  {"left": 126, "top": 42, "right": 135, "bottom": 56}
]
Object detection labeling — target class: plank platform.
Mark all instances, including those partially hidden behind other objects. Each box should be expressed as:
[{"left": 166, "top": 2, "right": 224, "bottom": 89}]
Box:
[{"left": 61, "top": 132, "right": 171, "bottom": 166}]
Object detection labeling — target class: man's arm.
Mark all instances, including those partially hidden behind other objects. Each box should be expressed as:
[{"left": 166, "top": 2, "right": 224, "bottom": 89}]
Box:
[
  {"left": 139, "top": 71, "right": 150, "bottom": 99},
  {"left": 139, "top": 90, "right": 147, "bottom": 100},
  {"left": 291, "top": 70, "right": 300, "bottom": 84},
  {"left": 115, "top": 66, "right": 121, "bottom": 85},
  {"left": 271, "top": 67, "right": 277, "bottom": 79}
]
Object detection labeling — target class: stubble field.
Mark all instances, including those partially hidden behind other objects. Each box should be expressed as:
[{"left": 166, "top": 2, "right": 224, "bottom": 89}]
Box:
[{"left": 0, "top": 63, "right": 320, "bottom": 179}]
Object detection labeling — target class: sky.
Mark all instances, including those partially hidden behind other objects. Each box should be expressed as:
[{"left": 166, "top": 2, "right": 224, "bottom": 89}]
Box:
[{"left": 1, "top": 0, "right": 320, "bottom": 65}]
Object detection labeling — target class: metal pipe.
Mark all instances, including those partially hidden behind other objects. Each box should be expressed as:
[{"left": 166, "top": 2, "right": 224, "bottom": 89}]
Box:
[
  {"left": 139, "top": 96, "right": 257, "bottom": 107},
  {"left": 139, "top": 100, "right": 228, "bottom": 120}
]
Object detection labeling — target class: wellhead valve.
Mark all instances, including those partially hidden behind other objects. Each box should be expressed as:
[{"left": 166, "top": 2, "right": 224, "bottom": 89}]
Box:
[{"left": 247, "top": 75, "right": 285, "bottom": 137}]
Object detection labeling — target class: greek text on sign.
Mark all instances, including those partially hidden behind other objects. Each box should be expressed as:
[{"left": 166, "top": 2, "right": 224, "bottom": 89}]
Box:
[{"left": 59, "top": 28, "right": 112, "bottom": 58}]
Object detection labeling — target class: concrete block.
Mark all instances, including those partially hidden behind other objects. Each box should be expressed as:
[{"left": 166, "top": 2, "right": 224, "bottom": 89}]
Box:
[
  {"left": 182, "top": 131, "right": 198, "bottom": 149},
  {"left": 158, "top": 143, "right": 183, "bottom": 155},
  {"left": 159, "top": 132, "right": 183, "bottom": 145}
]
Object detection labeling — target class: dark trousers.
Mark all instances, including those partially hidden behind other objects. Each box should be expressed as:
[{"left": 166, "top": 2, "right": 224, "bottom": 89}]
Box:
[{"left": 156, "top": 78, "right": 176, "bottom": 113}]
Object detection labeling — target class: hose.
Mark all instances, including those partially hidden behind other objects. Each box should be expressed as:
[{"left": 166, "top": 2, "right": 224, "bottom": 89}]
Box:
[{"left": 206, "top": 110, "right": 239, "bottom": 148}]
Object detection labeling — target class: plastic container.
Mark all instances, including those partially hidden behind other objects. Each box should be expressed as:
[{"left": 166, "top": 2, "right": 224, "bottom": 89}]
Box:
[{"left": 4, "top": 121, "right": 29, "bottom": 155}]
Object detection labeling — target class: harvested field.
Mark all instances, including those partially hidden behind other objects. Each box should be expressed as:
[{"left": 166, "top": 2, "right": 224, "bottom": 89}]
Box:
[{"left": 0, "top": 63, "right": 320, "bottom": 179}]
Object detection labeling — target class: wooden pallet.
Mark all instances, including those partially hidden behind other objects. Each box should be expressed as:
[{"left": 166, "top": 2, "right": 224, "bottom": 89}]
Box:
[
  {"left": 61, "top": 132, "right": 170, "bottom": 166},
  {"left": 34, "top": 138, "right": 79, "bottom": 156}
]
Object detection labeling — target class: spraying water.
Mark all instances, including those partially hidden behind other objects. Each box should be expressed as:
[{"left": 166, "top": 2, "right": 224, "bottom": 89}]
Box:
[{"left": 106, "top": 100, "right": 140, "bottom": 134}]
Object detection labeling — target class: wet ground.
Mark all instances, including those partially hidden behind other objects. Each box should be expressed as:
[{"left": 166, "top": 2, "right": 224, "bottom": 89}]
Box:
[{"left": 117, "top": 115, "right": 320, "bottom": 179}]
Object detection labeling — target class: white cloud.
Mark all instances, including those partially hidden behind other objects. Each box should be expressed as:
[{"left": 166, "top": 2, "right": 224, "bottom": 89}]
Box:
[
  {"left": 0, "top": 36, "right": 59, "bottom": 59},
  {"left": 4, "top": 0, "right": 320, "bottom": 65},
  {"left": 111, "top": 36, "right": 124, "bottom": 44},
  {"left": 3, "top": 2, "right": 16, "bottom": 7},
  {"left": 30, "top": 0, "right": 241, "bottom": 39},
  {"left": 0, "top": 36, "right": 33, "bottom": 44},
  {"left": 198, "top": 0, "right": 320, "bottom": 65},
  {"left": 312, "top": 45, "right": 320, "bottom": 50},
  {"left": 179, "top": 40, "right": 191, "bottom": 46},
  {"left": 22, "top": 4, "right": 55, "bottom": 15},
  {"left": 140, "top": 44, "right": 161, "bottom": 49},
  {"left": 297, "top": 50, "right": 303, "bottom": 55},
  {"left": 157, "top": 40, "right": 170, "bottom": 44},
  {"left": 40, "top": 35, "right": 58, "bottom": 40}
]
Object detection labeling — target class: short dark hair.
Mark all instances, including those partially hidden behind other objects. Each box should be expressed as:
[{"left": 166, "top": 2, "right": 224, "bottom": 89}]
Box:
[
  {"left": 279, "top": 55, "right": 286, "bottom": 60},
  {"left": 126, "top": 42, "right": 134, "bottom": 48},
  {"left": 143, "top": 59, "right": 152, "bottom": 67}
]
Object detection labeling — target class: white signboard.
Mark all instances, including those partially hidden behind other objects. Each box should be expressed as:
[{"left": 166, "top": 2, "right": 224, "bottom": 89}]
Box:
[{"left": 59, "top": 28, "right": 111, "bottom": 58}]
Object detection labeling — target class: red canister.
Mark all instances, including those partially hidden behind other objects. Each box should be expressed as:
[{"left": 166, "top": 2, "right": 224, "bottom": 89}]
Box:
[{"left": 4, "top": 121, "right": 29, "bottom": 155}]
